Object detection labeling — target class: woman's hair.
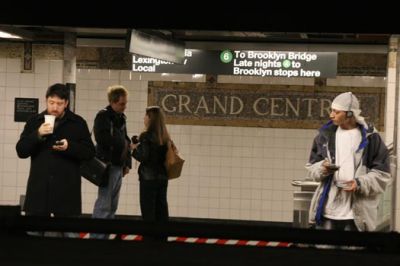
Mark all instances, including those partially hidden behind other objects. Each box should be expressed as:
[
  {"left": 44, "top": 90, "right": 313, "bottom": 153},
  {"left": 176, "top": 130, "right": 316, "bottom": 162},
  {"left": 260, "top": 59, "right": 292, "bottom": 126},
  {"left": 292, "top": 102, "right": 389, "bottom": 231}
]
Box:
[{"left": 145, "top": 106, "right": 170, "bottom": 145}]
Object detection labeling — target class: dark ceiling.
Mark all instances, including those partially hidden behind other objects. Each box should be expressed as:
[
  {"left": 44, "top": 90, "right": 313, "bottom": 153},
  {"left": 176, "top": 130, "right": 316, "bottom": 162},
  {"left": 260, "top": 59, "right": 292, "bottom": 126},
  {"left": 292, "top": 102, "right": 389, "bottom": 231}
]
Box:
[
  {"left": 0, "top": 4, "right": 396, "bottom": 46},
  {"left": 0, "top": 25, "right": 391, "bottom": 46}
]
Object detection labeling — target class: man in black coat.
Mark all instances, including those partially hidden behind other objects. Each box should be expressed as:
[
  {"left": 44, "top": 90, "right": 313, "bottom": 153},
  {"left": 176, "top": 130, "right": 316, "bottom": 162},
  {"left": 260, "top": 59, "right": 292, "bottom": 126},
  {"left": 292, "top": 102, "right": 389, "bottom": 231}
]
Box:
[{"left": 16, "top": 83, "right": 95, "bottom": 218}]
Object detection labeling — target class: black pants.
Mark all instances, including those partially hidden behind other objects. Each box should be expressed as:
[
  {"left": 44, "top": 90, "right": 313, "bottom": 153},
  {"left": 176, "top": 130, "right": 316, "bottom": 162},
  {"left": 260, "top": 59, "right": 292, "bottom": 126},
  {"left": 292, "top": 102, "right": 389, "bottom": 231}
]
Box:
[
  {"left": 25, "top": 212, "right": 79, "bottom": 238},
  {"left": 316, "top": 217, "right": 358, "bottom": 231},
  {"left": 140, "top": 179, "right": 169, "bottom": 241}
]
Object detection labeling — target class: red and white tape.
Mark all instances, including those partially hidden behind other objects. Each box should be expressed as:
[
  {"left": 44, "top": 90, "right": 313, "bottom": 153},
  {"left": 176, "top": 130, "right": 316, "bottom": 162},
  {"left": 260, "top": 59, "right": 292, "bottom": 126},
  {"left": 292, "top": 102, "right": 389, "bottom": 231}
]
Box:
[
  {"left": 78, "top": 233, "right": 292, "bottom": 247},
  {"left": 171, "top": 237, "right": 292, "bottom": 247}
]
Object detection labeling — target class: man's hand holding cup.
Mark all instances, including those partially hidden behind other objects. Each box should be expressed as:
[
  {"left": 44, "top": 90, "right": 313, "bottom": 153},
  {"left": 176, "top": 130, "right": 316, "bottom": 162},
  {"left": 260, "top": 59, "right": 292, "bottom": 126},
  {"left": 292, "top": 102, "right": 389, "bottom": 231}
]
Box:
[{"left": 39, "top": 115, "right": 56, "bottom": 136}]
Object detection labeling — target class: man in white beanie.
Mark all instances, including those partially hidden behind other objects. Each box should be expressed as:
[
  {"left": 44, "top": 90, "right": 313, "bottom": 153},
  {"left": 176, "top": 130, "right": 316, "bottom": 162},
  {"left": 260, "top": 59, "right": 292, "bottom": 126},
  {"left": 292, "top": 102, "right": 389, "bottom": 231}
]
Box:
[{"left": 306, "top": 92, "right": 390, "bottom": 231}]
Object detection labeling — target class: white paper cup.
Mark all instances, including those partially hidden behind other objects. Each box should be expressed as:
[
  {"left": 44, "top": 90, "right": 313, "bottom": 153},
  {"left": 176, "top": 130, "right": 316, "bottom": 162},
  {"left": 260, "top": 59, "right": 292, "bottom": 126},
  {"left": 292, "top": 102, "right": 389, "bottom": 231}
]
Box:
[
  {"left": 44, "top": 115, "right": 56, "bottom": 133},
  {"left": 335, "top": 180, "right": 351, "bottom": 189}
]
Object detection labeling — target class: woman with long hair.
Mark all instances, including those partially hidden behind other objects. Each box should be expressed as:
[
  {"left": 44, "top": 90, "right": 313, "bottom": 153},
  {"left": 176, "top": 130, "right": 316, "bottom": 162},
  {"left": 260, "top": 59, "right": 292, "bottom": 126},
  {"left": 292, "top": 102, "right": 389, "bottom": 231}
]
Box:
[{"left": 131, "top": 106, "right": 170, "bottom": 240}]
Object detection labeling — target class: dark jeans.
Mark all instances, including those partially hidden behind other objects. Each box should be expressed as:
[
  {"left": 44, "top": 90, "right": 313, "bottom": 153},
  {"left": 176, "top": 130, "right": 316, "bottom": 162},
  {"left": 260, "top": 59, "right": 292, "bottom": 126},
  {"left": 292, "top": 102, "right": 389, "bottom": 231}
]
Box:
[
  {"left": 314, "top": 217, "right": 359, "bottom": 249},
  {"left": 140, "top": 179, "right": 169, "bottom": 242},
  {"left": 316, "top": 217, "right": 358, "bottom": 231}
]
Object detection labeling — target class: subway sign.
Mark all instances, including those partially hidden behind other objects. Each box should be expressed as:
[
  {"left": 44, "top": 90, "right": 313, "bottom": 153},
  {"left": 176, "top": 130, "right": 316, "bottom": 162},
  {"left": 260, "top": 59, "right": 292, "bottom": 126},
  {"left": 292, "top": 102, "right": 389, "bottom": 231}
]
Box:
[
  {"left": 132, "top": 49, "right": 337, "bottom": 78},
  {"left": 148, "top": 82, "right": 384, "bottom": 130}
]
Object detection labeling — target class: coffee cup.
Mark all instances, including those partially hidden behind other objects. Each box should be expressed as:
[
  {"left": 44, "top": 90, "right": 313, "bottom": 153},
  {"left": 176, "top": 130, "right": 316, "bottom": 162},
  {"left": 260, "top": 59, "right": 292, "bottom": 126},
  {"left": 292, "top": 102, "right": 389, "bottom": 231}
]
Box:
[
  {"left": 335, "top": 180, "right": 351, "bottom": 189},
  {"left": 44, "top": 115, "right": 56, "bottom": 134}
]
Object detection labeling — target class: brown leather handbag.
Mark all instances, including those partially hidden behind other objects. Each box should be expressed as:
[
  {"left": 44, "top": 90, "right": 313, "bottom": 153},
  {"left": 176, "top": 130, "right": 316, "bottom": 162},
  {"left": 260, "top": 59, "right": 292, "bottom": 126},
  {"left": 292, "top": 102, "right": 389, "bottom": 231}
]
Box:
[{"left": 165, "top": 140, "right": 185, "bottom": 180}]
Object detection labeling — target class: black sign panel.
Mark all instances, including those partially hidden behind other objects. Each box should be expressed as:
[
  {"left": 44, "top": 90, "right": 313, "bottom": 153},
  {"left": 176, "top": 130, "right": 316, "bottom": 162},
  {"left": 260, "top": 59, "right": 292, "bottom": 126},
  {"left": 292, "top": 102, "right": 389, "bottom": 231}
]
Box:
[
  {"left": 132, "top": 49, "right": 337, "bottom": 78},
  {"left": 14, "top": 98, "right": 39, "bottom": 122},
  {"left": 128, "top": 29, "right": 185, "bottom": 64}
]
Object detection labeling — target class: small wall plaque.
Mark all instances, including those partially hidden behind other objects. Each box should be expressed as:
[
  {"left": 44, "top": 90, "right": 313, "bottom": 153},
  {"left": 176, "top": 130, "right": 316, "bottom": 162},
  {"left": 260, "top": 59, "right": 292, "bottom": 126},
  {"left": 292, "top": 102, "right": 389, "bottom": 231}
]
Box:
[{"left": 14, "top": 98, "right": 39, "bottom": 122}]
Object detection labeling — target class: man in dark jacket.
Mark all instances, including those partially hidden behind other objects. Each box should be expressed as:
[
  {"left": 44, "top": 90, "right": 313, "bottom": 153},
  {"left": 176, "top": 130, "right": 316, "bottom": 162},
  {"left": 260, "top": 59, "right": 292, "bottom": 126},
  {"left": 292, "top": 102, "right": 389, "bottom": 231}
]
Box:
[
  {"left": 16, "top": 83, "right": 95, "bottom": 218},
  {"left": 91, "top": 85, "right": 132, "bottom": 239}
]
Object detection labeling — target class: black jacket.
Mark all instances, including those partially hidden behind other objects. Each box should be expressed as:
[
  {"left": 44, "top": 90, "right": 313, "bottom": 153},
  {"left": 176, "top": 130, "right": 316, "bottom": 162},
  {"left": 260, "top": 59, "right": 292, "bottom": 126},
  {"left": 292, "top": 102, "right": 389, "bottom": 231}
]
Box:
[
  {"left": 132, "top": 132, "right": 168, "bottom": 181},
  {"left": 16, "top": 110, "right": 95, "bottom": 215},
  {"left": 93, "top": 106, "right": 132, "bottom": 168}
]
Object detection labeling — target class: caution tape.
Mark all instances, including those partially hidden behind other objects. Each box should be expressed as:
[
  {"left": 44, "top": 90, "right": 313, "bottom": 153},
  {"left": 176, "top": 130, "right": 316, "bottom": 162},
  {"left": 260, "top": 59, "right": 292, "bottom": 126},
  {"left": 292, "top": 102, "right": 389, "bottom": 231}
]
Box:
[{"left": 78, "top": 233, "right": 292, "bottom": 247}]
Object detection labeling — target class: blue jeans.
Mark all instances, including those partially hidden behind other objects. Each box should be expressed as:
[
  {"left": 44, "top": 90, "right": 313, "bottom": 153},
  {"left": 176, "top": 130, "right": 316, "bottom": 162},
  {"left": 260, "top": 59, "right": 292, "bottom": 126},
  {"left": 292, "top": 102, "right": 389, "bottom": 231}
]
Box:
[{"left": 91, "top": 165, "right": 123, "bottom": 239}]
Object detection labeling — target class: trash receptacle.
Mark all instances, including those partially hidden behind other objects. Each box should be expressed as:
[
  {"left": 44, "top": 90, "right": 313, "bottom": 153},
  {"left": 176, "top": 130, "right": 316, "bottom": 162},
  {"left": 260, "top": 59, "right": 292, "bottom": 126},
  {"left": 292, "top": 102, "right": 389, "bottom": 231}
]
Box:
[{"left": 292, "top": 180, "right": 319, "bottom": 228}]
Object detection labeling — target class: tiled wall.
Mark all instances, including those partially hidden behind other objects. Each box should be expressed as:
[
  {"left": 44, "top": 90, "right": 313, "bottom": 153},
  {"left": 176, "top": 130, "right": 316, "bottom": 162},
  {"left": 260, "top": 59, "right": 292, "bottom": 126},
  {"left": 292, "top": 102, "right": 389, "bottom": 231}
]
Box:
[
  {"left": 388, "top": 36, "right": 400, "bottom": 231},
  {"left": 0, "top": 58, "right": 63, "bottom": 205},
  {"left": 385, "top": 37, "right": 398, "bottom": 230},
  {"left": 75, "top": 70, "right": 387, "bottom": 222},
  {"left": 0, "top": 58, "right": 390, "bottom": 224},
  {"left": 75, "top": 70, "right": 317, "bottom": 222}
]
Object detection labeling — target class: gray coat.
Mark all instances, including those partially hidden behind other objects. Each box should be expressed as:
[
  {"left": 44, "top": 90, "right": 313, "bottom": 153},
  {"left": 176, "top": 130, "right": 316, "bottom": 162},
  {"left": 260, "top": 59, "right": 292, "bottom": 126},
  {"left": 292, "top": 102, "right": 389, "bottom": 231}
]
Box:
[{"left": 305, "top": 121, "right": 391, "bottom": 231}]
